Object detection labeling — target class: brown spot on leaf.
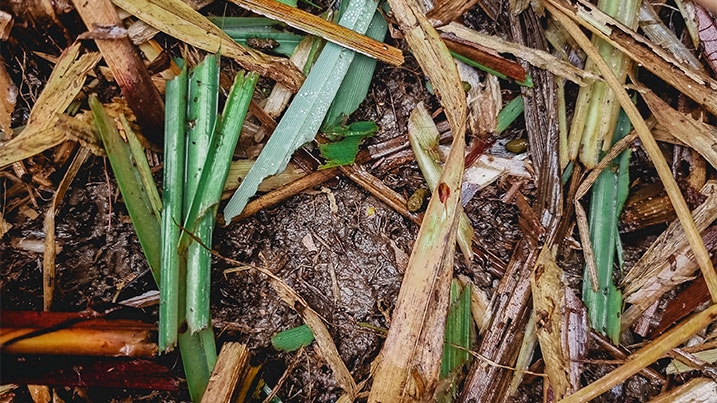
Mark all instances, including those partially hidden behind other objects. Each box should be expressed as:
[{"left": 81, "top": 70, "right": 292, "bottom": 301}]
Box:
[{"left": 437, "top": 182, "right": 450, "bottom": 204}]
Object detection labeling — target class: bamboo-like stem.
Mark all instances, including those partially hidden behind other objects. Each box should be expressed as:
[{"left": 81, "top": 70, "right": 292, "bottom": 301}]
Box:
[
  {"left": 547, "top": 0, "right": 717, "bottom": 117},
  {"left": 183, "top": 56, "right": 219, "bottom": 333},
  {"left": 565, "top": 0, "right": 640, "bottom": 167}
]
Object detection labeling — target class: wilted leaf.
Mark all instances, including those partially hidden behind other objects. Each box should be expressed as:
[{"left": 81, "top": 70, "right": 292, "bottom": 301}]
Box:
[
  {"left": 641, "top": 86, "right": 717, "bottom": 169},
  {"left": 696, "top": 5, "right": 717, "bottom": 72},
  {"left": 368, "top": 0, "right": 467, "bottom": 398},
  {"left": 531, "top": 246, "right": 587, "bottom": 399},
  {"left": 111, "top": 0, "right": 304, "bottom": 91}
]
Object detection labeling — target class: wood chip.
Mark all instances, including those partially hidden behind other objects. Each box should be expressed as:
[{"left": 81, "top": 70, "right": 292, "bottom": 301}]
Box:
[
  {"left": 201, "top": 342, "right": 250, "bottom": 403},
  {"left": 532, "top": 247, "right": 587, "bottom": 399},
  {"left": 0, "top": 59, "right": 16, "bottom": 138},
  {"left": 0, "top": 10, "right": 13, "bottom": 41}
]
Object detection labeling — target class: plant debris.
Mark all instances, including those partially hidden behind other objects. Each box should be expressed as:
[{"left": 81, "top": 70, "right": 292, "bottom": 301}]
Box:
[{"left": 3, "top": 0, "right": 717, "bottom": 402}]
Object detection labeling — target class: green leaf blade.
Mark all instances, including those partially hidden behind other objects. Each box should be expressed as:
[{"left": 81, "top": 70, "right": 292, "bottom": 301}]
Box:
[{"left": 160, "top": 66, "right": 188, "bottom": 352}]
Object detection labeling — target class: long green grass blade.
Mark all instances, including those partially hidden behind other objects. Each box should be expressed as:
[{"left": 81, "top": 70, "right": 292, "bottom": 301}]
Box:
[
  {"left": 223, "top": 0, "right": 380, "bottom": 222},
  {"left": 209, "top": 16, "right": 304, "bottom": 57},
  {"left": 323, "top": 10, "right": 387, "bottom": 127},
  {"left": 178, "top": 328, "right": 217, "bottom": 401},
  {"left": 183, "top": 72, "right": 258, "bottom": 334},
  {"left": 181, "top": 72, "right": 259, "bottom": 244},
  {"left": 122, "top": 115, "right": 163, "bottom": 217},
  {"left": 89, "top": 95, "right": 161, "bottom": 282},
  {"left": 177, "top": 56, "right": 220, "bottom": 401},
  {"left": 183, "top": 55, "right": 220, "bottom": 334},
  {"left": 184, "top": 55, "right": 220, "bottom": 214},
  {"left": 583, "top": 108, "right": 631, "bottom": 343},
  {"left": 207, "top": 16, "right": 286, "bottom": 33},
  {"left": 159, "top": 66, "right": 188, "bottom": 352}
]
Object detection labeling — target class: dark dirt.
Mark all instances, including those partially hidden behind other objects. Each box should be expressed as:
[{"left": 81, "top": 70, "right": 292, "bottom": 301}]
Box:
[{"left": 214, "top": 179, "right": 418, "bottom": 401}]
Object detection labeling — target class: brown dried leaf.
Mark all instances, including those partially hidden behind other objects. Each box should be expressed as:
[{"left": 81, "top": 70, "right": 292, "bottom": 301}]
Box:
[
  {"left": 0, "top": 114, "right": 97, "bottom": 168},
  {"left": 0, "top": 60, "right": 16, "bottom": 138},
  {"left": 0, "top": 213, "right": 11, "bottom": 237},
  {"left": 27, "top": 42, "right": 100, "bottom": 131},
  {"left": 457, "top": 62, "right": 501, "bottom": 137},
  {"left": 531, "top": 247, "right": 586, "bottom": 400},
  {"left": 548, "top": 0, "right": 717, "bottom": 315},
  {"left": 1, "top": 310, "right": 157, "bottom": 357},
  {"left": 426, "top": 0, "right": 483, "bottom": 27},
  {"left": 696, "top": 5, "right": 717, "bottom": 72},
  {"left": 548, "top": 0, "right": 717, "bottom": 116},
  {"left": 0, "top": 43, "right": 101, "bottom": 167},
  {"left": 438, "top": 22, "right": 600, "bottom": 86},
  {"left": 621, "top": 182, "right": 717, "bottom": 329},
  {"left": 26, "top": 385, "right": 50, "bottom": 403},
  {"left": 561, "top": 304, "right": 717, "bottom": 403},
  {"left": 111, "top": 0, "right": 304, "bottom": 91},
  {"left": 0, "top": 10, "right": 13, "bottom": 41},
  {"left": 73, "top": 0, "right": 165, "bottom": 144},
  {"left": 640, "top": 86, "right": 717, "bottom": 169},
  {"left": 649, "top": 377, "right": 717, "bottom": 403}
]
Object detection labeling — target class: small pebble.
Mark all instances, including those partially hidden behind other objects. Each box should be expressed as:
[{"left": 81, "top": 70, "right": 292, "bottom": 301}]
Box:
[
  {"left": 246, "top": 38, "right": 280, "bottom": 51},
  {"left": 505, "top": 138, "right": 528, "bottom": 153},
  {"left": 407, "top": 188, "right": 429, "bottom": 212}
]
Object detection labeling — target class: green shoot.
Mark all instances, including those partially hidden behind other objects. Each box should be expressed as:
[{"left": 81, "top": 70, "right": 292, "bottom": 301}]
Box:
[
  {"left": 323, "top": 10, "right": 388, "bottom": 127},
  {"left": 318, "top": 121, "right": 378, "bottom": 168},
  {"left": 440, "top": 280, "right": 473, "bottom": 378},
  {"left": 583, "top": 108, "right": 631, "bottom": 343},
  {"left": 183, "top": 55, "right": 220, "bottom": 334},
  {"left": 496, "top": 96, "right": 524, "bottom": 134}
]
